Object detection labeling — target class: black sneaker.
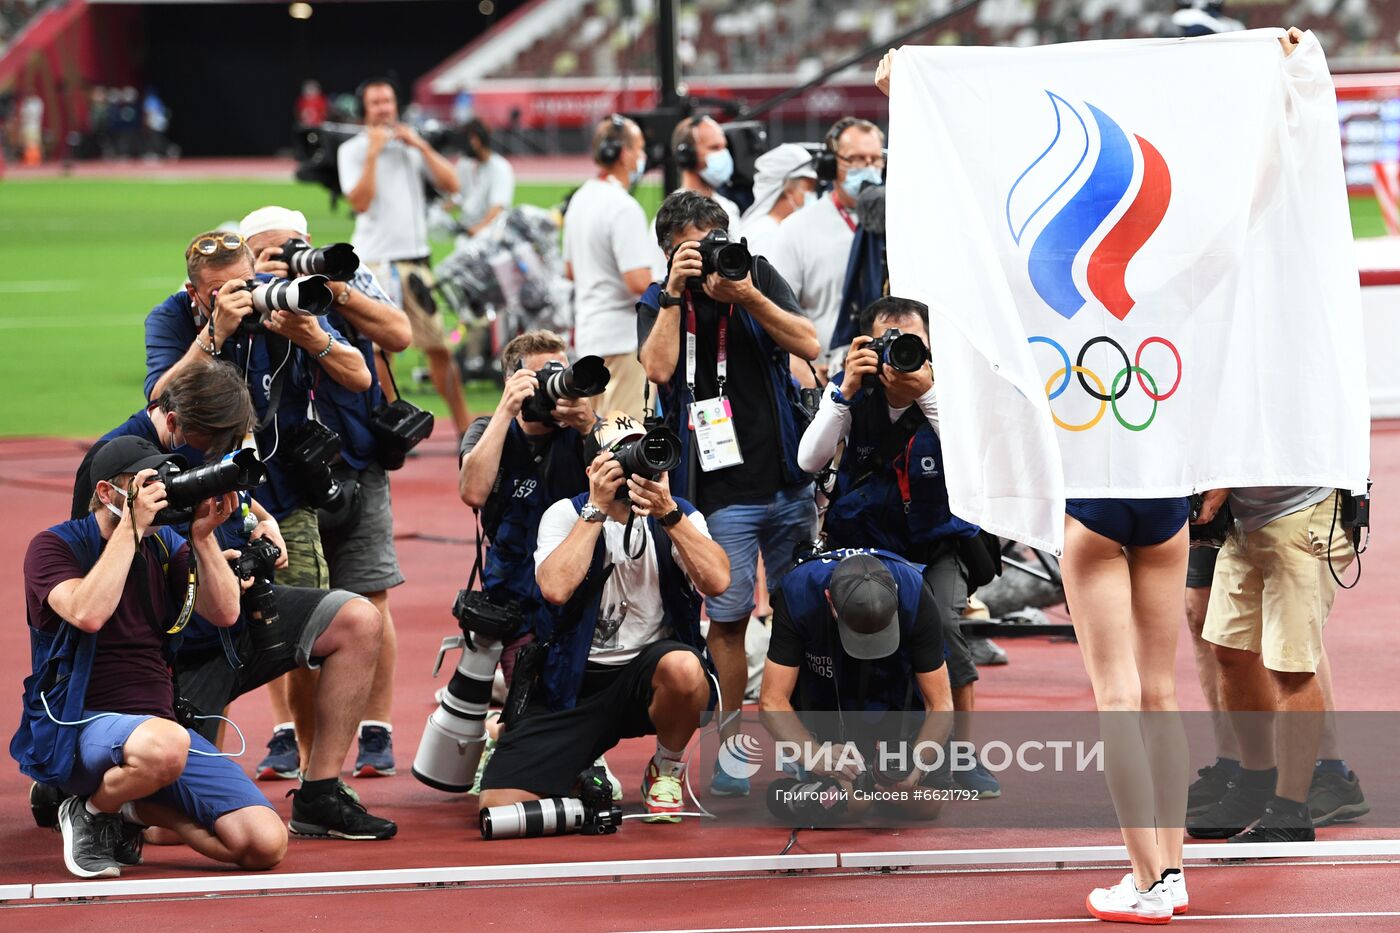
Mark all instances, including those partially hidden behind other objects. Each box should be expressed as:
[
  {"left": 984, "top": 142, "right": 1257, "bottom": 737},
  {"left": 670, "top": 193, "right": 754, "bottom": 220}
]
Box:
[
  {"left": 30, "top": 781, "right": 71, "bottom": 829},
  {"left": 1308, "top": 769, "right": 1370, "bottom": 827},
  {"left": 57, "top": 796, "right": 121, "bottom": 879},
  {"left": 1187, "top": 762, "right": 1238, "bottom": 816},
  {"left": 288, "top": 783, "right": 398, "bottom": 840},
  {"left": 1186, "top": 779, "right": 1271, "bottom": 839},
  {"left": 1229, "top": 798, "right": 1315, "bottom": 844},
  {"left": 114, "top": 820, "right": 144, "bottom": 866}
]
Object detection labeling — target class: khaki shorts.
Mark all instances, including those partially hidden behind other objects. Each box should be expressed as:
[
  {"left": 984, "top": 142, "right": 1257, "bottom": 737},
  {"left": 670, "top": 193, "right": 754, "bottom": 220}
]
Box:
[
  {"left": 1203, "top": 492, "right": 1355, "bottom": 673},
  {"left": 278, "top": 506, "right": 330, "bottom": 589},
  {"left": 367, "top": 259, "right": 446, "bottom": 351},
  {"left": 589, "top": 351, "right": 648, "bottom": 422}
]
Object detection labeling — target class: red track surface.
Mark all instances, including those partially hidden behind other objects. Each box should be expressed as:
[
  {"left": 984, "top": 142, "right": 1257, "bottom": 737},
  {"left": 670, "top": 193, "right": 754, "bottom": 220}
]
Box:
[{"left": 2, "top": 425, "right": 1399, "bottom": 930}]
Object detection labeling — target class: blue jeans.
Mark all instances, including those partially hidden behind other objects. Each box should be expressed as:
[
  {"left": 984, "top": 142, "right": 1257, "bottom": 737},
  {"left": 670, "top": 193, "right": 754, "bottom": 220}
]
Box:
[{"left": 704, "top": 484, "right": 817, "bottom": 622}]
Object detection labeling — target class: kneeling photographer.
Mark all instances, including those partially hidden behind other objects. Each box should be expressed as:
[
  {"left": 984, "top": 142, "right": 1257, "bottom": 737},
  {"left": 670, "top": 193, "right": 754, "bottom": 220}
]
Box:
[
  {"left": 475, "top": 415, "right": 730, "bottom": 824},
  {"left": 638, "top": 190, "right": 821, "bottom": 796},
  {"left": 797, "top": 296, "right": 1002, "bottom": 799},
  {"left": 242, "top": 205, "right": 420, "bottom": 779},
  {"left": 63, "top": 361, "right": 397, "bottom": 841},
  {"left": 759, "top": 550, "right": 955, "bottom": 825}
]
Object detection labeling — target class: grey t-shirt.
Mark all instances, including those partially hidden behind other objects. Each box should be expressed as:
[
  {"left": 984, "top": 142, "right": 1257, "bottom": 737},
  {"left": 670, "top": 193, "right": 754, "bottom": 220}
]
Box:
[
  {"left": 457, "top": 153, "right": 515, "bottom": 230},
  {"left": 1228, "top": 486, "right": 1331, "bottom": 534},
  {"left": 337, "top": 133, "right": 432, "bottom": 263}
]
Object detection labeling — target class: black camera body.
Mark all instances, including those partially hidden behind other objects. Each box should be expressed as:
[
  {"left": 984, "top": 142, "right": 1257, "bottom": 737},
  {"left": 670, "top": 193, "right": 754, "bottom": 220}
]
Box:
[
  {"left": 1188, "top": 493, "right": 1232, "bottom": 549},
  {"left": 280, "top": 238, "right": 360, "bottom": 282},
  {"left": 149, "top": 449, "right": 267, "bottom": 526},
  {"left": 451, "top": 587, "right": 523, "bottom": 646},
  {"left": 370, "top": 399, "right": 435, "bottom": 470},
  {"left": 609, "top": 425, "right": 682, "bottom": 501},
  {"left": 862, "top": 328, "right": 930, "bottom": 390},
  {"left": 230, "top": 537, "right": 281, "bottom": 580},
  {"left": 237, "top": 276, "right": 335, "bottom": 333},
  {"left": 520, "top": 357, "right": 611, "bottom": 423},
  {"left": 228, "top": 538, "right": 283, "bottom": 651},
  {"left": 688, "top": 229, "right": 750, "bottom": 289},
  {"left": 576, "top": 766, "right": 623, "bottom": 835},
  {"left": 283, "top": 420, "right": 351, "bottom": 513}
]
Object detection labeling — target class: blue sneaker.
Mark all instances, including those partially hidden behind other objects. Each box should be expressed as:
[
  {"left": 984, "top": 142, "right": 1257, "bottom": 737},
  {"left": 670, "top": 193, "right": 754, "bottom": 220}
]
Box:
[
  {"left": 256, "top": 727, "right": 299, "bottom": 781},
  {"left": 710, "top": 762, "right": 751, "bottom": 798},
  {"left": 955, "top": 753, "right": 1002, "bottom": 798},
  {"left": 354, "top": 725, "right": 396, "bottom": 778}
]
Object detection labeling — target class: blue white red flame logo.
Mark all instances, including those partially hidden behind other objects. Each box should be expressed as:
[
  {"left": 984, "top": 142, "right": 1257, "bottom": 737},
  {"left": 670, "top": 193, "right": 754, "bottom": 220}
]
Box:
[{"left": 1005, "top": 91, "right": 1172, "bottom": 321}]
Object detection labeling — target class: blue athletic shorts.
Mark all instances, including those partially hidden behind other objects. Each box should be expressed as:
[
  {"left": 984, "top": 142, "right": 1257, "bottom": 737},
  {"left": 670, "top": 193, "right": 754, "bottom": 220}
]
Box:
[
  {"left": 1066, "top": 497, "right": 1190, "bottom": 548},
  {"left": 60, "top": 712, "right": 274, "bottom": 830}
]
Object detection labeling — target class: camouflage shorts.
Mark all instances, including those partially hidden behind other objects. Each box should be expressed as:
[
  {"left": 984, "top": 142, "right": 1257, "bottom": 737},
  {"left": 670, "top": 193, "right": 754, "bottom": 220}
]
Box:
[{"left": 278, "top": 506, "right": 330, "bottom": 589}]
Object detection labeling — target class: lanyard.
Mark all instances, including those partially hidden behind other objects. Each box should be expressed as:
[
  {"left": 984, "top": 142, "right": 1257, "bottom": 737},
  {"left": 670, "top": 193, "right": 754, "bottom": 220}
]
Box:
[
  {"left": 834, "top": 200, "right": 857, "bottom": 233},
  {"left": 683, "top": 292, "right": 732, "bottom": 400}
]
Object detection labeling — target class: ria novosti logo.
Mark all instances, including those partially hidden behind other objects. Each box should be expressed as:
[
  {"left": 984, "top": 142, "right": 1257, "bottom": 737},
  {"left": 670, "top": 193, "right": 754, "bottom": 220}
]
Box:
[{"left": 716, "top": 733, "right": 765, "bottom": 780}]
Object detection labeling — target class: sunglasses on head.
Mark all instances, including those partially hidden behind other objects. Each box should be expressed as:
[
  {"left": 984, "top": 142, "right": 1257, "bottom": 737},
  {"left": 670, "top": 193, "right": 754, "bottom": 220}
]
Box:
[{"left": 186, "top": 232, "right": 245, "bottom": 259}]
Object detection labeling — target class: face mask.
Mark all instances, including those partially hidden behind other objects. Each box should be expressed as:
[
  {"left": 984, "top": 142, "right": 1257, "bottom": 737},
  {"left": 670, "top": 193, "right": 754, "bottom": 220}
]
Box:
[
  {"left": 699, "top": 148, "right": 734, "bottom": 188},
  {"left": 104, "top": 484, "right": 127, "bottom": 520},
  {"left": 629, "top": 152, "right": 647, "bottom": 188},
  {"left": 842, "top": 167, "right": 881, "bottom": 200},
  {"left": 794, "top": 188, "right": 816, "bottom": 210}
]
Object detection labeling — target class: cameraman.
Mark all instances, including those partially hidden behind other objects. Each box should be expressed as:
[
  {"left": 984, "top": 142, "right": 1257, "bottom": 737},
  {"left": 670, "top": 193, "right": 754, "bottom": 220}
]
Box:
[
  {"left": 458, "top": 330, "right": 596, "bottom": 682},
  {"left": 477, "top": 416, "right": 730, "bottom": 821},
  {"left": 760, "top": 551, "right": 954, "bottom": 822},
  {"left": 638, "top": 189, "right": 821, "bottom": 797},
  {"left": 241, "top": 205, "right": 413, "bottom": 779},
  {"left": 797, "top": 297, "right": 1000, "bottom": 798},
  {"left": 66, "top": 361, "right": 398, "bottom": 841},
  {"left": 17, "top": 437, "right": 279, "bottom": 878}
]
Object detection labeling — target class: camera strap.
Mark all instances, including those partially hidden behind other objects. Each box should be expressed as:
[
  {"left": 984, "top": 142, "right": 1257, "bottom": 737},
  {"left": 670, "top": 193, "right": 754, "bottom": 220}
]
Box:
[
  {"left": 684, "top": 294, "right": 732, "bottom": 401},
  {"left": 255, "top": 334, "right": 294, "bottom": 433},
  {"left": 376, "top": 346, "right": 404, "bottom": 403}
]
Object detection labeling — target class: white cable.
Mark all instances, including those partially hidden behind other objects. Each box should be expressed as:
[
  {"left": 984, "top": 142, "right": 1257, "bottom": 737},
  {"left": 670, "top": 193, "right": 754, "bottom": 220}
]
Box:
[{"left": 41, "top": 692, "right": 247, "bottom": 758}]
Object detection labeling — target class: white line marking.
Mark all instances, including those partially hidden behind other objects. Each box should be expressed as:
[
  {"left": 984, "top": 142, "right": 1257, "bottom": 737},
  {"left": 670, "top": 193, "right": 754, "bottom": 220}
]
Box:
[
  {"left": 838, "top": 839, "right": 1400, "bottom": 869},
  {"left": 621, "top": 912, "right": 1400, "bottom": 933}
]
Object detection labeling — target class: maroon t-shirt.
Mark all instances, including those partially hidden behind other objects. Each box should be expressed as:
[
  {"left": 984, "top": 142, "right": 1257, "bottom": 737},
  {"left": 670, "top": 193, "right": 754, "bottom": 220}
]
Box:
[{"left": 24, "top": 530, "right": 189, "bottom": 719}]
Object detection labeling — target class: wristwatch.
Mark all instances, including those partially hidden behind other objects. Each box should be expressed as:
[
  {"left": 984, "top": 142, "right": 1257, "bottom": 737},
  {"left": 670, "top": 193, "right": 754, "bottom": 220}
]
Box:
[
  {"left": 580, "top": 502, "right": 608, "bottom": 524},
  {"left": 335, "top": 283, "right": 353, "bottom": 305},
  {"left": 658, "top": 290, "right": 684, "bottom": 308},
  {"left": 658, "top": 506, "right": 684, "bottom": 528}
]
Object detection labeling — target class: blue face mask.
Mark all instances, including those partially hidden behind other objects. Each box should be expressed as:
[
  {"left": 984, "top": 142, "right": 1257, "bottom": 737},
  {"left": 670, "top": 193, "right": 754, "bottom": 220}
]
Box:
[
  {"left": 699, "top": 148, "right": 734, "bottom": 188},
  {"left": 629, "top": 152, "right": 647, "bottom": 188},
  {"left": 842, "top": 166, "right": 882, "bottom": 200}
]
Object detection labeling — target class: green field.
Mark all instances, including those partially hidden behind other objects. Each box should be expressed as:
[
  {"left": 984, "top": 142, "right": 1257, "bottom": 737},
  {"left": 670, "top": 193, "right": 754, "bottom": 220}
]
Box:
[{"left": 0, "top": 178, "right": 1386, "bottom": 438}]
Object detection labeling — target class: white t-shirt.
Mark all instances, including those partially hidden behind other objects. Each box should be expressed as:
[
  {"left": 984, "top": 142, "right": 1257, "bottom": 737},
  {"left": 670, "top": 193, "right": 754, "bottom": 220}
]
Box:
[
  {"left": 535, "top": 499, "right": 712, "bottom": 665},
  {"left": 562, "top": 177, "right": 656, "bottom": 357},
  {"left": 737, "top": 212, "right": 783, "bottom": 265},
  {"left": 457, "top": 152, "right": 515, "bottom": 230},
  {"left": 767, "top": 194, "right": 856, "bottom": 353},
  {"left": 337, "top": 134, "right": 432, "bottom": 263},
  {"left": 649, "top": 188, "right": 744, "bottom": 280}
]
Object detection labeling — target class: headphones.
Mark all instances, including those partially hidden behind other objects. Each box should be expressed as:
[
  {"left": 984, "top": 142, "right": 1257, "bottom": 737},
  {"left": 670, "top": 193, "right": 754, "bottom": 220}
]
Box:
[
  {"left": 595, "top": 113, "right": 628, "bottom": 166},
  {"left": 672, "top": 116, "right": 702, "bottom": 171},
  {"left": 816, "top": 116, "right": 862, "bottom": 183},
  {"left": 356, "top": 77, "right": 398, "bottom": 117}
]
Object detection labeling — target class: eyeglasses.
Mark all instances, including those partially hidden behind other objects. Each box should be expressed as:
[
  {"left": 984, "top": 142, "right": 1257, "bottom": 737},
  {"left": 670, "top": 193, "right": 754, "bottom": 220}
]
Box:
[
  {"left": 837, "top": 153, "right": 886, "bottom": 169},
  {"left": 186, "top": 233, "right": 245, "bottom": 259}
]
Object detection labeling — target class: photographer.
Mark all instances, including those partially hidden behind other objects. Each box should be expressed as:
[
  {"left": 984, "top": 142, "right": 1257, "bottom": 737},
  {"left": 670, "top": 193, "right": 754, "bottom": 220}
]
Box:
[
  {"left": 16, "top": 436, "right": 279, "bottom": 878},
  {"left": 241, "top": 205, "right": 413, "bottom": 779},
  {"left": 458, "top": 331, "right": 596, "bottom": 680},
  {"left": 64, "top": 362, "right": 398, "bottom": 841},
  {"left": 338, "top": 77, "right": 470, "bottom": 438},
  {"left": 638, "top": 189, "right": 820, "bottom": 797},
  {"left": 797, "top": 297, "right": 1000, "bottom": 798},
  {"left": 760, "top": 550, "right": 954, "bottom": 823},
  {"left": 477, "top": 415, "right": 730, "bottom": 821}
]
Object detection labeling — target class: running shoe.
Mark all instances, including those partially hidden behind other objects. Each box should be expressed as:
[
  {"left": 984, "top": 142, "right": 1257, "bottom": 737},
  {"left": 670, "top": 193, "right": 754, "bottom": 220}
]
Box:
[
  {"left": 1186, "top": 779, "right": 1270, "bottom": 839},
  {"left": 288, "top": 784, "right": 398, "bottom": 840},
  {"left": 1187, "top": 761, "right": 1238, "bottom": 816},
  {"left": 1229, "top": 798, "right": 1315, "bottom": 844},
  {"left": 1308, "top": 768, "right": 1370, "bottom": 827},
  {"left": 597, "top": 754, "right": 624, "bottom": 801},
  {"left": 354, "top": 725, "right": 396, "bottom": 778},
  {"left": 57, "top": 796, "right": 121, "bottom": 879},
  {"left": 1161, "top": 869, "right": 1188, "bottom": 915},
  {"left": 641, "top": 760, "right": 684, "bottom": 823},
  {"left": 1086, "top": 873, "right": 1173, "bottom": 925},
  {"left": 710, "top": 761, "right": 751, "bottom": 798},
  {"left": 954, "top": 753, "right": 1002, "bottom": 798},
  {"left": 256, "top": 727, "right": 299, "bottom": 781}
]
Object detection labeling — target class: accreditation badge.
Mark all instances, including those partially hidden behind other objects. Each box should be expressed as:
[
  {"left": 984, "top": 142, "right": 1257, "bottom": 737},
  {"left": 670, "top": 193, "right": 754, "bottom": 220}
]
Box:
[{"left": 689, "top": 397, "right": 743, "bottom": 472}]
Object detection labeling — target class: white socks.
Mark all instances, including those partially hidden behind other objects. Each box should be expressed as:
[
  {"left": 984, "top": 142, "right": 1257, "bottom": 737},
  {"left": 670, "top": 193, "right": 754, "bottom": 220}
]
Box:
[{"left": 652, "top": 741, "right": 686, "bottom": 778}]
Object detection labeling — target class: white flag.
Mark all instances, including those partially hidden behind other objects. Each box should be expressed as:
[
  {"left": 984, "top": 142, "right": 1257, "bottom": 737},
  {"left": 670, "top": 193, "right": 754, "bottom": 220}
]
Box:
[{"left": 887, "top": 29, "right": 1369, "bottom": 554}]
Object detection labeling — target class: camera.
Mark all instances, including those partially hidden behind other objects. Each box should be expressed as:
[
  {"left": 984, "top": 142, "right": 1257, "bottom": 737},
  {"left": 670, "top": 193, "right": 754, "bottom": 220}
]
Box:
[
  {"left": 282, "top": 420, "right": 355, "bottom": 517},
  {"left": 520, "top": 356, "right": 611, "bottom": 423},
  {"left": 411, "top": 588, "right": 524, "bottom": 793},
  {"left": 687, "top": 229, "right": 750, "bottom": 289},
  {"left": 1188, "top": 493, "right": 1232, "bottom": 549},
  {"left": 609, "top": 425, "right": 682, "bottom": 500},
  {"left": 369, "top": 399, "right": 435, "bottom": 470},
  {"left": 480, "top": 766, "right": 622, "bottom": 839},
  {"left": 228, "top": 538, "right": 282, "bottom": 652},
  {"left": 239, "top": 275, "right": 335, "bottom": 332},
  {"left": 149, "top": 448, "right": 267, "bottom": 526},
  {"left": 279, "top": 238, "right": 360, "bottom": 282},
  {"left": 766, "top": 773, "right": 872, "bottom": 827},
  {"left": 861, "top": 328, "right": 930, "bottom": 390}
]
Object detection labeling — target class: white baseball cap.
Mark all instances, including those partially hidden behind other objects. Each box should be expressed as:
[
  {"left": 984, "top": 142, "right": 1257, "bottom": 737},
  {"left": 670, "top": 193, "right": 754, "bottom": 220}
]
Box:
[{"left": 239, "top": 205, "right": 309, "bottom": 240}]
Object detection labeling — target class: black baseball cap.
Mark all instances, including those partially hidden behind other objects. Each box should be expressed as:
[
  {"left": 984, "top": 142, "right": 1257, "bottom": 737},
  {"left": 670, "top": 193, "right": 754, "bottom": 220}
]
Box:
[
  {"left": 829, "top": 554, "right": 901, "bottom": 660},
  {"left": 90, "top": 436, "right": 185, "bottom": 486}
]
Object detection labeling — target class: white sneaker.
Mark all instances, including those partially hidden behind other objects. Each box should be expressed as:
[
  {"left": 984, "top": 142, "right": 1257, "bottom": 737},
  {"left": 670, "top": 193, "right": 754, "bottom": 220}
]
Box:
[
  {"left": 1162, "top": 870, "right": 1188, "bottom": 915},
  {"left": 595, "top": 755, "right": 623, "bottom": 801},
  {"left": 1086, "top": 873, "right": 1173, "bottom": 925}
]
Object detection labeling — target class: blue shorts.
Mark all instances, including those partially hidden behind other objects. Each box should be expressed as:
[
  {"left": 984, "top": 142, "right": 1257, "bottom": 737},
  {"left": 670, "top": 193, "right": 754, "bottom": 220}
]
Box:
[
  {"left": 1066, "top": 497, "right": 1190, "bottom": 548},
  {"left": 704, "top": 485, "right": 817, "bottom": 622},
  {"left": 60, "top": 712, "right": 274, "bottom": 830}
]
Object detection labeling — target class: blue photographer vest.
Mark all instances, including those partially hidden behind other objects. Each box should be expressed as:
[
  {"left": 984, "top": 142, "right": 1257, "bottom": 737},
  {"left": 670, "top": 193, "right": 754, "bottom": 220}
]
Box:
[
  {"left": 11, "top": 516, "right": 184, "bottom": 785},
  {"left": 480, "top": 423, "right": 589, "bottom": 636},
  {"left": 777, "top": 548, "right": 927, "bottom": 719},
  {"left": 538, "top": 494, "right": 708, "bottom": 712},
  {"left": 824, "top": 373, "right": 977, "bottom": 555}
]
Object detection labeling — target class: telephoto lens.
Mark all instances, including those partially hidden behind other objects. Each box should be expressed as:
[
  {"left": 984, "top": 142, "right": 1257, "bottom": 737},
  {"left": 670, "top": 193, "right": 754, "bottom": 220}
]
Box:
[
  {"left": 151, "top": 449, "right": 268, "bottom": 526},
  {"left": 520, "top": 356, "right": 611, "bottom": 423},
  {"left": 612, "top": 426, "right": 682, "bottom": 484},
  {"left": 250, "top": 274, "right": 334, "bottom": 317},
  {"left": 480, "top": 798, "right": 588, "bottom": 840},
  {"left": 411, "top": 635, "right": 503, "bottom": 792},
  {"left": 280, "top": 238, "right": 360, "bottom": 281}
]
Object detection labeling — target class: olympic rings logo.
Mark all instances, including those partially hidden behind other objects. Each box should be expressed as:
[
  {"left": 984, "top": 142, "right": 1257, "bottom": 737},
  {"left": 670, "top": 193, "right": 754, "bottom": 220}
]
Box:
[{"left": 1027, "top": 335, "right": 1182, "bottom": 432}]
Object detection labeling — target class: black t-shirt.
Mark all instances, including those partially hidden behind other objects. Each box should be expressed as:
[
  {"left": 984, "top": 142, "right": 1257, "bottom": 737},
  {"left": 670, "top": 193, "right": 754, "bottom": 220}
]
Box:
[
  {"left": 766, "top": 587, "right": 945, "bottom": 674},
  {"left": 637, "top": 257, "right": 803, "bottom": 514}
]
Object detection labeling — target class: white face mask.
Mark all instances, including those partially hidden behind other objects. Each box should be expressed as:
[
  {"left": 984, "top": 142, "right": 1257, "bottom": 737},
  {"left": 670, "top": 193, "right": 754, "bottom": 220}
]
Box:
[{"left": 104, "top": 484, "right": 127, "bottom": 520}]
